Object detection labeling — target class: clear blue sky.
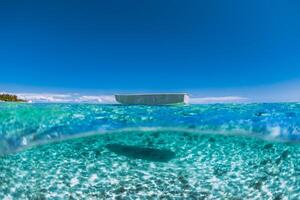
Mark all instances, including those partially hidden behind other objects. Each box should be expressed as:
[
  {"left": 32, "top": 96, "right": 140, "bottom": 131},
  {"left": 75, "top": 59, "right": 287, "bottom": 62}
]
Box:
[{"left": 1, "top": 0, "right": 300, "bottom": 95}]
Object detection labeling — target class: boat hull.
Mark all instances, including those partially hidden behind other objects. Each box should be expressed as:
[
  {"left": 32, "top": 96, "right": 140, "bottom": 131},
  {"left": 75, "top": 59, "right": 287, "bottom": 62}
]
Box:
[{"left": 115, "top": 94, "right": 188, "bottom": 105}]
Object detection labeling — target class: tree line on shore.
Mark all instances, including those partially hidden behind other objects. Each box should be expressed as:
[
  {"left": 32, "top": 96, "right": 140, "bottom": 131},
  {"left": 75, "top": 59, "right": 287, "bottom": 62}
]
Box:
[{"left": 0, "top": 93, "right": 26, "bottom": 102}]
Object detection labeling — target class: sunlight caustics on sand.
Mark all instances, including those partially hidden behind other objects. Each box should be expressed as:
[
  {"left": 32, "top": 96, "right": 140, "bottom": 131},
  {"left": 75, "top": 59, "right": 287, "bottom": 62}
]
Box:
[{"left": 1, "top": 103, "right": 300, "bottom": 199}]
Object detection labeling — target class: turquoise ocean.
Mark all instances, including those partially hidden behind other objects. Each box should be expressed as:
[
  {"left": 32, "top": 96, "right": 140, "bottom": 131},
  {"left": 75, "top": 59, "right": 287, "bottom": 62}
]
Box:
[{"left": 1, "top": 103, "right": 300, "bottom": 199}]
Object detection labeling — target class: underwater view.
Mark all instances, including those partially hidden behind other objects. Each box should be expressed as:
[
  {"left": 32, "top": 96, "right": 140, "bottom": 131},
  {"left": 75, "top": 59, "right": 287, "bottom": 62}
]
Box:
[
  {"left": 1, "top": 103, "right": 300, "bottom": 199},
  {"left": 2, "top": 0, "right": 300, "bottom": 199}
]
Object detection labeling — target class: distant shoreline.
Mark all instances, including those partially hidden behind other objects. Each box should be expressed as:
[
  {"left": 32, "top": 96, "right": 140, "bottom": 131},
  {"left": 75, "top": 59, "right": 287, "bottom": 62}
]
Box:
[{"left": 0, "top": 93, "right": 27, "bottom": 102}]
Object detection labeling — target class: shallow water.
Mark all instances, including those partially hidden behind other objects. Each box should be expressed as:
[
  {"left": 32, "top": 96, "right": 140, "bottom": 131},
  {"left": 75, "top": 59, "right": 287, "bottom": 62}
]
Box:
[{"left": 1, "top": 103, "right": 300, "bottom": 199}]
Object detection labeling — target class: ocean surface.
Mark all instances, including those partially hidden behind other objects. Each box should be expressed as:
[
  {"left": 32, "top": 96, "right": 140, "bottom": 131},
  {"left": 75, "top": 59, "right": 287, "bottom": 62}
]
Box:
[{"left": 1, "top": 103, "right": 300, "bottom": 199}]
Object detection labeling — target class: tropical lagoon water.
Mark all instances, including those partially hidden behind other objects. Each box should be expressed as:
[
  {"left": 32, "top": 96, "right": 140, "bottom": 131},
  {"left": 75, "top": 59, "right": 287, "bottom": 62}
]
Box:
[{"left": 1, "top": 103, "right": 300, "bottom": 199}]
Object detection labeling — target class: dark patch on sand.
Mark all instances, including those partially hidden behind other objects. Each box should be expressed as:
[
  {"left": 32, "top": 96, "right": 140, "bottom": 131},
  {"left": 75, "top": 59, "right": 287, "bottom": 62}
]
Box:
[{"left": 106, "top": 144, "right": 175, "bottom": 162}]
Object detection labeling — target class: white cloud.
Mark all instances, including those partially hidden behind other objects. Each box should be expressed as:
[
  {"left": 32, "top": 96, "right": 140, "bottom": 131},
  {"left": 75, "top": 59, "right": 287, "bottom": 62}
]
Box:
[
  {"left": 76, "top": 95, "right": 116, "bottom": 103},
  {"left": 189, "top": 96, "right": 248, "bottom": 104},
  {"left": 15, "top": 93, "right": 117, "bottom": 104}
]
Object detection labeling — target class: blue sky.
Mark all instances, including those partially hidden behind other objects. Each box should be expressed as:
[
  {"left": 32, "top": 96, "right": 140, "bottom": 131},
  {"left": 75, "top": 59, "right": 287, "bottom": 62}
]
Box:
[{"left": 1, "top": 0, "right": 300, "bottom": 101}]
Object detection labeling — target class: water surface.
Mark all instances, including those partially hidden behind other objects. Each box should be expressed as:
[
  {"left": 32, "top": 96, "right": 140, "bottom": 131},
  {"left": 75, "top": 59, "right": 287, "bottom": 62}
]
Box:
[{"left": 1, "top": 103, "right": 300, "bottom": 199}]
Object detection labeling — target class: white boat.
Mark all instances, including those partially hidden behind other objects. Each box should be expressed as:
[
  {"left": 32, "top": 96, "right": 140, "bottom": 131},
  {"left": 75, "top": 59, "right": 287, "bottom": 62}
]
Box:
[{"left": 115, "top": 93, "right": 189, "bottom": 105}]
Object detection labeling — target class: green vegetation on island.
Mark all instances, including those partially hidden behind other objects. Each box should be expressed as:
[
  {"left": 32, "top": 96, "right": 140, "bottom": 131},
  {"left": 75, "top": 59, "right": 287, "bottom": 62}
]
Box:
[{"left": 0, "top": 93, "right": 27, "bottom": 102}]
